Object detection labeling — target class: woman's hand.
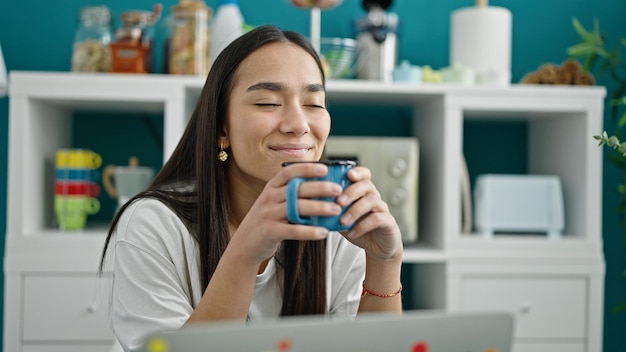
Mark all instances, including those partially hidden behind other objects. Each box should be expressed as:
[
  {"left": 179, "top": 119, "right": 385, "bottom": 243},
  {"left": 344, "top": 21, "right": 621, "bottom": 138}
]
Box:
[
  {"left": 335, "top": 166, "right": 404, "bottom": 314},
  {"left": 229, "top": 162, "right": 344, "bottom": 265},
  {"left": 192, "top": 162, "right": 344, "bottom": 323},
  {"left": 336, "top": 166, "right": 404, "bottom": 261},
  {"left": 228, "top": 162, "right": 403, "bottom": 265}
]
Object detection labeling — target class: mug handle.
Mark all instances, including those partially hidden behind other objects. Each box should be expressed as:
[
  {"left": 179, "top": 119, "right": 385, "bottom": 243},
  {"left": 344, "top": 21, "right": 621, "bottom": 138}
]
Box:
[
  {"left": 91, "top": 153, "right": 103, "bottom": 169},
  {"left": 286, "top": 177, "right": 313, "bottom": 226},
  {"left": 88, "top": 182, "right": 101, "bottom": 198},
  {"left": 102, "top": 165, "right": 117, "bottom": 198},
  {"left": 84, "top": 197, "right": 101, "bottom": 215}
]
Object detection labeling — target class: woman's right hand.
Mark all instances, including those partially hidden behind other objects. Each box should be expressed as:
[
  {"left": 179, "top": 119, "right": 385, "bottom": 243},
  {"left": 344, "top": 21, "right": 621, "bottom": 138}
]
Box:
[{"left": 229, "top": 161, "right": 343, "bottom": 264}]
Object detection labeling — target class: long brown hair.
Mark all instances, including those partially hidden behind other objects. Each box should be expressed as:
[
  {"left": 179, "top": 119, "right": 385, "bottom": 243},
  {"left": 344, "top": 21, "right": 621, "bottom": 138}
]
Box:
[{"left": 99, "top": 25, "right": 327, "bottom": 316}]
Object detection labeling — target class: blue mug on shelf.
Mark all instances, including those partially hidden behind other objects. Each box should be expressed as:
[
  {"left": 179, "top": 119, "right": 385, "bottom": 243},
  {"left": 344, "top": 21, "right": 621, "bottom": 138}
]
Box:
[
  {"left": 284, "top": 160, "right": 357, "bottom": 231},
  {"left": 56, "top": 168, "right": 101, "bottom": 182}
]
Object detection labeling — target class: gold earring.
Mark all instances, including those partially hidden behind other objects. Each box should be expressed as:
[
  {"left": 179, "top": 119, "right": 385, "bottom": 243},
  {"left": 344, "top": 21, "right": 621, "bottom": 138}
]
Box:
[{"left": 218, "top": 144, "right": 228, "bottom": 162}]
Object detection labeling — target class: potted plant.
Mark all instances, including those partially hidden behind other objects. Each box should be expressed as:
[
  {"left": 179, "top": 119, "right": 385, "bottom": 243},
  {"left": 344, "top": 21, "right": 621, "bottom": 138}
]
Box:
[{"left": 570, "top": 17, "right": 626, "bottom": 312}]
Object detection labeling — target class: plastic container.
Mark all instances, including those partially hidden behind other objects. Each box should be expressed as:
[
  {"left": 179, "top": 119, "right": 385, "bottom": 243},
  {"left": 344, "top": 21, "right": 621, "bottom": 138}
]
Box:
[
  {"left": 392, "top": 60, "right": 422, "bottom": 83},
  {"left": 166, "top": 0, "right": 213, "bottom": 75},
  {"left": 110, "top": 10, "right": 158, "bottom": 73},
  {"left": 71, "top": 5, "right": 112, "bottom": 72},
  {"left": 210, "top": 0, "right": 244, "bottom": 64}
]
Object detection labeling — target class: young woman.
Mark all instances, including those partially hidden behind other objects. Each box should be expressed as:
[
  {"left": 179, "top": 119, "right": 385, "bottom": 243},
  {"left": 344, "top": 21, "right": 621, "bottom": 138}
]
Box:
[{"left": 100, "top": 25, "right": 403, "bottom": 351}]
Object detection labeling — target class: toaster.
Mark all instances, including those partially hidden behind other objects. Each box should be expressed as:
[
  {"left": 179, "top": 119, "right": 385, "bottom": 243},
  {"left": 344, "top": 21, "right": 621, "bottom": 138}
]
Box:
[{"left": 473, "top": 174, "right": 564, "bottom": 238}]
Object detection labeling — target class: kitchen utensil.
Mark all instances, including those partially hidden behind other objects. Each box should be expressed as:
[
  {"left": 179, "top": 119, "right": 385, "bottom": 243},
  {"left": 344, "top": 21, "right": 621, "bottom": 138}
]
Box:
[
  {"left": 102, "top": 157, "right": 154, "bottom": 210},
  {"left": 355, "top": 0, "right": 398, "bottom": 82}
]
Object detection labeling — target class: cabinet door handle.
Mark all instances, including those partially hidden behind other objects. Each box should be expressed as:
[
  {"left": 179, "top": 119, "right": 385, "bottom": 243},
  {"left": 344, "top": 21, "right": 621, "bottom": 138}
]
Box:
[
  {"left": 519, "top": 302, "right": 532, "bottom": 315},
  {"left": 87, "top": 304, "right": 98, "bottom": 314}
]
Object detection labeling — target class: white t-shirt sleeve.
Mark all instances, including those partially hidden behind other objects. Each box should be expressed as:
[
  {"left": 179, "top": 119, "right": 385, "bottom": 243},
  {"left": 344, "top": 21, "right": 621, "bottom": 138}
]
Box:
[{"left": 110, "top": 198, "right": 199, "bottom": 351}]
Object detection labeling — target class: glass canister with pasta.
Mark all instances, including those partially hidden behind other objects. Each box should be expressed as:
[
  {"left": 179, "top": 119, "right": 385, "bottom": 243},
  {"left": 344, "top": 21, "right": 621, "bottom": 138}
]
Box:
[{"left": 166, "top": 0, "right": 213, "bottom": 76}]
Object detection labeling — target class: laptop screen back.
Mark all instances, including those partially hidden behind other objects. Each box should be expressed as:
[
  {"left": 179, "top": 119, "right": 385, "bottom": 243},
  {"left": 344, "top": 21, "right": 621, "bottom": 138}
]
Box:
[{"left": 143, "top": 310, "right": 514, "bottom": 352}]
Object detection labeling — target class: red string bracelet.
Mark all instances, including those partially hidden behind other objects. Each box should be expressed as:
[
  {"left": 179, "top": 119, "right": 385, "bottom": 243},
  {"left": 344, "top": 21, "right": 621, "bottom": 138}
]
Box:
[{"left": 361, "top": 282, "right": 403, "bottom": 298}]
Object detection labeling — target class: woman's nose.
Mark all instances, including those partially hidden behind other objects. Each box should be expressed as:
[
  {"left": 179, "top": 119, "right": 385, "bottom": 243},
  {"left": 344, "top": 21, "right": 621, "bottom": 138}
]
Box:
[{"left": 279, "top": 104, "right": 310, "bottom": 136}]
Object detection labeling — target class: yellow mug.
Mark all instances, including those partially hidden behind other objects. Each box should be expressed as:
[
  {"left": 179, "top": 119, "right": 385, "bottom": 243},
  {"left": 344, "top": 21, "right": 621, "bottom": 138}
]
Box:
[{"left": 56, "top": 149, "right": 102, "bottom": 169}]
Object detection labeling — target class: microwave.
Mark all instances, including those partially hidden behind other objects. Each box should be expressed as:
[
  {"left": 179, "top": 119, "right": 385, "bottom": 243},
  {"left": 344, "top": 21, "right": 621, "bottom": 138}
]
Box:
[{"left": 324, "top": 136, "right": 419, "bottom": 243}]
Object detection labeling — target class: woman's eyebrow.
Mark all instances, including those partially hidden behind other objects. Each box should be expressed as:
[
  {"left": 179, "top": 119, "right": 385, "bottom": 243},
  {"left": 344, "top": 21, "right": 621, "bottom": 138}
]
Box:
[
  {"left": 246, "top": 81, "right": 283, "bottom": 92},
  {"left": 306, "top": 83, "right": 324, "bottom": 93},
  {"left": 246, "top": 82, "right": 325, "bottom": 93}
]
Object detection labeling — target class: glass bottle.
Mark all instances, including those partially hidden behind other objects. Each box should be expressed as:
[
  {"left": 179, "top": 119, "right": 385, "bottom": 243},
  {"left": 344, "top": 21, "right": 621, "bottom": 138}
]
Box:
[
  {"left": 111, "top": 10, "right": 158, "bottom": 73},
  {"left": 71, "top": 6, "right": 112, "bottom": 72},
  {"left": 166, "top": 0, "right": 213, "bottom": 76}
]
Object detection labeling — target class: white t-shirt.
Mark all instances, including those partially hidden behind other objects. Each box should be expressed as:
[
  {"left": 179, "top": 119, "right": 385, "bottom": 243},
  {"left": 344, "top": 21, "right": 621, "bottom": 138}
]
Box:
[{"left": 108, "top": 198, "right": 366, "bottom": 351}]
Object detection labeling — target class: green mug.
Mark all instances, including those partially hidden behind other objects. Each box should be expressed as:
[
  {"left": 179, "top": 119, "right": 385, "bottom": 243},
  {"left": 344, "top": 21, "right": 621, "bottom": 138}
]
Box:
[{"left": 54, "top": 196, "right": 100, "bottom": 230}]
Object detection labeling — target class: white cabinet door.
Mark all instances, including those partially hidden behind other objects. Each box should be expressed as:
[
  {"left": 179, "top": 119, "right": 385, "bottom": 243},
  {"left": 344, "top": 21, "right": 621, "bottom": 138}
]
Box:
[
  {"left": 23, "top": 344, "right": 114, "bottom": 352},
  {"left": 513, "top": 341, "right": 585, "bottom": 352},
  {"left": 23, "top": 274, "right": 114, "bottom": 342},
  {"left": 461, "top": 276, "right": 587, "bottom": 339}
]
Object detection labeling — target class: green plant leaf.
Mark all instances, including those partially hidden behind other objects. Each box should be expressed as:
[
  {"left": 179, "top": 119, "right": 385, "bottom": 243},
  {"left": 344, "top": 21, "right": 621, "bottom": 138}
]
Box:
[
  {"left": 607, "top": 47, "right": 621, "bottom": 67},
  {"left": 611, "top": 97, "right": 626, "bottom": 106},
  {"left": 612, "top": 156, "right": 626, "bottom": 168},
  {"left": 572, "top": 17, "right": 596, "bottom": 43},
  {"left": 592, "top": 18, "right": 605, "bottom": 44},
  {"left": 612, "top": 303, "right": 626, "bottom": 314},
  {"left": 567, "top": 42, "right": 596, "bottom": 57},
  {"left": 619, "top": 111, "right": 626, "bottom": 128},
  {"left": 583, "top": 55, "right": 598, "bottom": 72}
]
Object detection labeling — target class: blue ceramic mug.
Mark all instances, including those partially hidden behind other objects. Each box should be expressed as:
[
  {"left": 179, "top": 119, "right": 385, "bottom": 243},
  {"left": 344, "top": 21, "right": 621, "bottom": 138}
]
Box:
[{"left": 285, "top": 160, "right": 357, "bottom": 231}]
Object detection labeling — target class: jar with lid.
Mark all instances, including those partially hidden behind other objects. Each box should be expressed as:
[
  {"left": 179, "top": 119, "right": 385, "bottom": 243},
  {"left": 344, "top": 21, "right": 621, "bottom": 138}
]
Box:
[
  {"left": 71, "top": 5, "right": 112, "bottom": 72},
  {"left": 110, "top": 9, "right": 159, "bottom": 73},
  {"left": 166, "top": 0, "right": 213, "bottom": 76}
]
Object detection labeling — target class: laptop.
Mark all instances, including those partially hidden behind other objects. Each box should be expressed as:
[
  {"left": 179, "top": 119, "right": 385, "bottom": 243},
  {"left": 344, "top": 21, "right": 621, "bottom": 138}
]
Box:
[{"left": 142, "top": 310, "right": 514, "bottom": 352}]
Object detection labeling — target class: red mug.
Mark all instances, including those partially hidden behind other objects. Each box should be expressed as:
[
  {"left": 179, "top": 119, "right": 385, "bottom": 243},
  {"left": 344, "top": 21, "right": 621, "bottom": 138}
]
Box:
[{"left": 55, "top": 181, "right": 101, "bottom": 197}]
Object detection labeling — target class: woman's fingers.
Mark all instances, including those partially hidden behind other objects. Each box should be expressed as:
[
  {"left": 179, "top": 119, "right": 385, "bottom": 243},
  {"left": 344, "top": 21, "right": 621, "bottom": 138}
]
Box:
[
  {"left": 294, "top": 180, "right": 343, "bottom": 199},
  {"left": 268, "top": 162, "right": 328, "bottom": 188},
  {"left": 293, "top": 198, "right": 343, "bottom": 217}
]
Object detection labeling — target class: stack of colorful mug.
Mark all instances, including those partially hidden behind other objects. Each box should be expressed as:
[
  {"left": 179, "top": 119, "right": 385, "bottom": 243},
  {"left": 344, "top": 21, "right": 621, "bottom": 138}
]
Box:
[{"left": 55, "top": 149, "right": 102, "bottom": 230}]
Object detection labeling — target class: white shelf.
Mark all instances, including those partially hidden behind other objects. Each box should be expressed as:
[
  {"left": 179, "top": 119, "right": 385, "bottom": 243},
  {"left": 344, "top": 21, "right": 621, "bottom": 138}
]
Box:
[
  {"left": 5, "top": 71, "right": 607, "bottom": 258},
  {"left": 4, "top": 71, "right": 607, "bottom": 352}
]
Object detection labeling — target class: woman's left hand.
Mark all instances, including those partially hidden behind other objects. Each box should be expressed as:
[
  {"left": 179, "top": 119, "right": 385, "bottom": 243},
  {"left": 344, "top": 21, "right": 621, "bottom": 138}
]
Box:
[{"left": 337, "top": 166, "right": 403, "bottom": 261}]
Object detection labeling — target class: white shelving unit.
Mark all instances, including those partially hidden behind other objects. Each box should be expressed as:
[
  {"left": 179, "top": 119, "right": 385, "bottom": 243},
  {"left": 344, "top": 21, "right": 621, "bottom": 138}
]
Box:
[{"left": 5, "top": 71, "right": 606, "bottom": 352}]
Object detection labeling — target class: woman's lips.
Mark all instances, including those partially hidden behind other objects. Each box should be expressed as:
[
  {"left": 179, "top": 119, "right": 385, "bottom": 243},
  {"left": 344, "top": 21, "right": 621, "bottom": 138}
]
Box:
[{"left": 270, "top": 144, "right": 312, "bottom": 156}]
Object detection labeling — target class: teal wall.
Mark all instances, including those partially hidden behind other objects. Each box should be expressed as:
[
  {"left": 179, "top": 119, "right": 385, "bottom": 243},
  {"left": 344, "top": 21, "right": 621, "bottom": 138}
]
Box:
[{"left": 1, "top": 0, "right": 625, "bottom": 350}]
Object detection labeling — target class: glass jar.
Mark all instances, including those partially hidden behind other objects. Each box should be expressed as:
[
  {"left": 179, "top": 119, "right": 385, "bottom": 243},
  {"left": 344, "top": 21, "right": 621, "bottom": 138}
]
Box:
[
  {"left": 110, "top": 11, "right": 157, "bottom": 73},
  {"left": 71, "top": 5, "right": 112, "bottom": 72},
  {"left": 166, "top": 0, "right": 213, "bottom": 76}
]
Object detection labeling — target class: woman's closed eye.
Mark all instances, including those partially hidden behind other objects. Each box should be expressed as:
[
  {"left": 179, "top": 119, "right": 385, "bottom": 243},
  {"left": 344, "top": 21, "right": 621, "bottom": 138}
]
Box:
[{"left": 254, "top": 103, "right": 325, "bottom": 109}]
